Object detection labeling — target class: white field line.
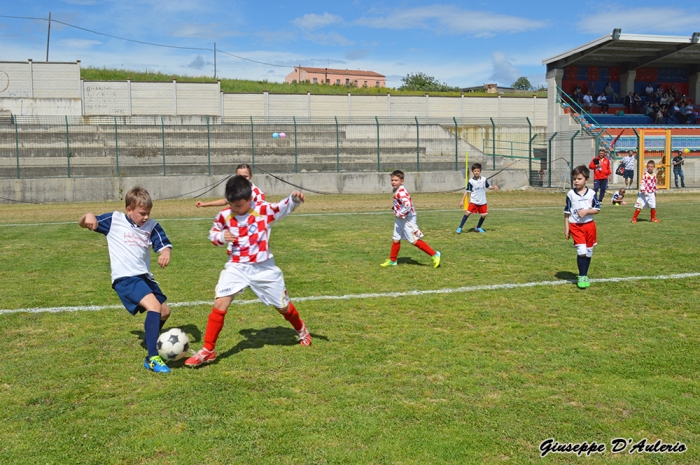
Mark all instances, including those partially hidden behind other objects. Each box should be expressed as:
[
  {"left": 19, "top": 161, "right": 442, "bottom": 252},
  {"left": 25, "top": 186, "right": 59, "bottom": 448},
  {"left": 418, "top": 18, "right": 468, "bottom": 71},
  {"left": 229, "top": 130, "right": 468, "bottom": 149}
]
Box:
[{"left": 1, "top": 272, "right": 698, "bottom": 316}]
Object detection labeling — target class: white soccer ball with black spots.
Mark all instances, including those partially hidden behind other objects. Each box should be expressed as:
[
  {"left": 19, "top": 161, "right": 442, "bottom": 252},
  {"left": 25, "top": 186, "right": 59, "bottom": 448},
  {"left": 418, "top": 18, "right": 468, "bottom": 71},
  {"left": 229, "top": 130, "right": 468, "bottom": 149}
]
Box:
[{"left": 156, "top": 328, "right": 190, "bottom": 361}]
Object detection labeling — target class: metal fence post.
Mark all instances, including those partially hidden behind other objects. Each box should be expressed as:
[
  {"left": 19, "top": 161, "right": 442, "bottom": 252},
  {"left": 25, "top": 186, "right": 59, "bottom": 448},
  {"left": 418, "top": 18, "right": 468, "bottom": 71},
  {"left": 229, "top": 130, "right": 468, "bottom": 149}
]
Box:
[
  {"left": 293, "top": 116, "right": 298, "bottom": 173},
  {"left": 415, "top": 116, "right": 420, "bottom": 172},
  {"left": 548, "top": 132, "right": 558, "bottom": 188},
  {"left": 453, "top": 117, "right": 458, "bottom": 171},
  {"left": 250, "top": 116, "right": 255, "bottom": 168},
  {"left": 14, "top": 118, "right": 20, "bottom": 179},
  {"left": 335, "top": 116, "right": 340, "bottom": 173},
  {"left": 206, "top": 116, "right": 211, "bottom": 176},
  {"left": 114, "top": 117, "right": 120, "bottom": 177},
  {"left": 375, "top": 116, "right": 380, "bottom": 172},
  {"left": 65, "top": 116, "right": 71, "bottom": 178},
  {"left": 161, "top": 117, "right": 166, "bottom": 176},
  {"left": 490, "top": 117, "right": 496, "bottom": 170},
  {"left": 570, "top": 130, "right": 580, "bottom": 189},
  {"left": 527, "top": 117, "right": 532, "bottom": 184}
]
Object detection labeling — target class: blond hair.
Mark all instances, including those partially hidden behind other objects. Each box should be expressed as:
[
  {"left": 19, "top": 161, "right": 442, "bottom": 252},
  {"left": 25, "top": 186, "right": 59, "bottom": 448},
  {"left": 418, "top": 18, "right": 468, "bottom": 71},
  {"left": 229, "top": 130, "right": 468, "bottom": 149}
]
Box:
[{"left": 125, "top": 186, "right": 153, "bottom": 209}]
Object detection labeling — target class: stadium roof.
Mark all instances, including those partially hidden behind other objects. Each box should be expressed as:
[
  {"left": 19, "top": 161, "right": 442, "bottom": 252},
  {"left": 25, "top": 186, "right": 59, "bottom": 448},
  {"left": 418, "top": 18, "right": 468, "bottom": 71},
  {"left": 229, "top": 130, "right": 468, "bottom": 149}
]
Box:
[{"left": 543, "top": 30, "right": 700, "bottom": 72}]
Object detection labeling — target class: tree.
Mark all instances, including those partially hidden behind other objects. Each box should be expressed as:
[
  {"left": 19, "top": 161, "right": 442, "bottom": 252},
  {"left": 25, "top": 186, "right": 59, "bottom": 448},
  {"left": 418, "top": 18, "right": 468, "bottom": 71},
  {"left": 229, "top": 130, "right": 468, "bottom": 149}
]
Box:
[
  {"left": 511, "top": 76, "right": 533, "bottom": 91},
  {"left": 399, "top": 72, "right": 459, "bottom": 92}
]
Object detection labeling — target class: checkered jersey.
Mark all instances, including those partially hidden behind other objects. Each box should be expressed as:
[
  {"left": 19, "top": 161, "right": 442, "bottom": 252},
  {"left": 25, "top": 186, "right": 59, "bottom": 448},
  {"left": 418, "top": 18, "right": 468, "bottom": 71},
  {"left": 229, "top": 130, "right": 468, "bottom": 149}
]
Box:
[
  {"left": 641, "top": 171, "right": 657, "bottom": 194},
  {"left": 251, "top": 183, "right": 266, "bottom": 203},
  {"left": 393, "top": 185, "right": 415, "bottom": 219},
  {"left": 210, "top": 194, "right": 299, "bottom": 264},
  {"left": 564, "top": 187, "right": 600, "bottom": 224}
]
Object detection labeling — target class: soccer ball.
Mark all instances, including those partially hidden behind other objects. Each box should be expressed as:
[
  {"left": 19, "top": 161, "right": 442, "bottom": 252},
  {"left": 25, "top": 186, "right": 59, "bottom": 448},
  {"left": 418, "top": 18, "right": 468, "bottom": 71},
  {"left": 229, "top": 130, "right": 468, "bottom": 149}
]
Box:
[
  {"left": 156, "top": 328, "right": 190, "bottom": 361},
  {"left": 683, "top": 148, "right": 690, "bottom": 154}
]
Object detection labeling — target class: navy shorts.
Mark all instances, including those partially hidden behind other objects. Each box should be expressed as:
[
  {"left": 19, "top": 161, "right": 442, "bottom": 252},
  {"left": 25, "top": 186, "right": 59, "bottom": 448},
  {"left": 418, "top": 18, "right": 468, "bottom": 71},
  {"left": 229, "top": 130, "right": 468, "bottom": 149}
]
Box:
[
  {"left": 623, "top": 169, "right": 634, "bottom": 179},
  {"left": 112, "top": 275, "right": 167, "bottom": 315}
]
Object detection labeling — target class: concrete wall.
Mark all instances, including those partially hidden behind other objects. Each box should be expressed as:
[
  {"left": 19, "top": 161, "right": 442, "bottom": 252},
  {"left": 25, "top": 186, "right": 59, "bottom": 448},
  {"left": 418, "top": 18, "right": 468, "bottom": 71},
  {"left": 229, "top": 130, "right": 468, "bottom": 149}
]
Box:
[{"left": 0, "top": 169, "right": 528, "bottom": 204}]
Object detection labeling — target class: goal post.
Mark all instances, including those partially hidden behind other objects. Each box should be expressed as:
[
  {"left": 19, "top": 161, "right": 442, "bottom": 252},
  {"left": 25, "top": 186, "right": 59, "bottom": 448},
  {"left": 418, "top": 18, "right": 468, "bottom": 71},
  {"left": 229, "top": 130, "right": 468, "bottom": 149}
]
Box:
[{"left": 637, "top": 129, "right": 671, "bottom": 190}]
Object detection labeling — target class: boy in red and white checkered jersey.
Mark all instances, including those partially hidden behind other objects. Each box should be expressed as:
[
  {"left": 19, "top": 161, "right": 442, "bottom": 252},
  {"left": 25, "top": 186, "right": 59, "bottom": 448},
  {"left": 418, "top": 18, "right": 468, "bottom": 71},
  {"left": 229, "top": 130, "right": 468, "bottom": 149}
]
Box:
[
  {"left": 632, "top": 160, "right": 660, "bottom": 223},
  {"left": 380, "top": 170, "right": 441, "bottom": 268},
  {"left": 185, "top": 176, "right": 310, "bottom": 367}
]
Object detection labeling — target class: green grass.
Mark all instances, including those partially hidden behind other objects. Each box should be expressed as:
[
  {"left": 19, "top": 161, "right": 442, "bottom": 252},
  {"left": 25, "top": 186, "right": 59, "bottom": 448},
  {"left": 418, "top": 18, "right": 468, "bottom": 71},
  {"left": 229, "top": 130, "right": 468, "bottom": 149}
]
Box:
[
  {"left": 80, "top": 67, "right": 547, "bottom": 98},
  {"left": 1, "top": 191, "right": 699, "bottom": 464}
]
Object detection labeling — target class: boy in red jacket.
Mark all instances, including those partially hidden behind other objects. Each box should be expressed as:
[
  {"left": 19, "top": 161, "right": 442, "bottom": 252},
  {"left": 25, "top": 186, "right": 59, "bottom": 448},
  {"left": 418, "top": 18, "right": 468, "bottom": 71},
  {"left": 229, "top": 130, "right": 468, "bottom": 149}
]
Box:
[{"left": 588, "top": 148, "right": 612, "bottom": 202}]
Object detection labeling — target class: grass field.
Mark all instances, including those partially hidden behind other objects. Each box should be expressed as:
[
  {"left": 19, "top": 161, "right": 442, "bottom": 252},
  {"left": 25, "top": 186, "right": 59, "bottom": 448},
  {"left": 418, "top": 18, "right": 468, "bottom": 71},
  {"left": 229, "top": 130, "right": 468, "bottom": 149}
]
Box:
[{"left": 1, "top": 190, "right": 699, "bottom": 464}]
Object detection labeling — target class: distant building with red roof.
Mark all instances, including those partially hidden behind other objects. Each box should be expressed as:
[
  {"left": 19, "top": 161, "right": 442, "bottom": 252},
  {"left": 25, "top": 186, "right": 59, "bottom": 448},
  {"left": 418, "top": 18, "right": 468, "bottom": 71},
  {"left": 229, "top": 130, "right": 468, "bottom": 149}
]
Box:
[{"left": 285, "top": 67, "right": 386, "bottom": 88}]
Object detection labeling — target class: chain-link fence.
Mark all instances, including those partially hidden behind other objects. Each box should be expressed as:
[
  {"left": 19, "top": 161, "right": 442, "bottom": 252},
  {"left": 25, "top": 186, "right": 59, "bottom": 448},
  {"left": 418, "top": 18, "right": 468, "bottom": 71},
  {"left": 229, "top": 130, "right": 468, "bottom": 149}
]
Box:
[{"left": 0, "top": 116, "right": 543, "bottom": 180}]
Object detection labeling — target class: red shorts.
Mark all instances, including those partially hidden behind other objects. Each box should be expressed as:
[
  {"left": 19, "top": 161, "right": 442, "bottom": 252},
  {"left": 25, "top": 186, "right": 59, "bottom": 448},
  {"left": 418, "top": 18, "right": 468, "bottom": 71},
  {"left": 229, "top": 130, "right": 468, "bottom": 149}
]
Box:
[
  {"left": 467, "top": 203, "right": 488, "bottom": 215},
  {"left": 569, "top": 222, "right": 597, "bottom": 247}
]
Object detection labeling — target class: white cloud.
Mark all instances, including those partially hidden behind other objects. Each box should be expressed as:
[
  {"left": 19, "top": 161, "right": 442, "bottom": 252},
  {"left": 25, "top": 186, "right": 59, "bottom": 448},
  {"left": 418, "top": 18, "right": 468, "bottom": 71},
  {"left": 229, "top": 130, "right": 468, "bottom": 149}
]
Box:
[
  {"left": 304, "top": 32, "right": 354, "bottom": 47},
  {"left": 489, "top": 51, "right": 521, "bottom": 86},
  {"left": 56, "top": 38, "right": 102, "bottom": 49},
  {"left": 291, "top": 13, "right": 343, "bottom": 30},
  {"left": 578, "top": 8, "right": 700, "bottom": 34},
  {"left": 356, "top": 5, "right": 546, "bottom": 36}
]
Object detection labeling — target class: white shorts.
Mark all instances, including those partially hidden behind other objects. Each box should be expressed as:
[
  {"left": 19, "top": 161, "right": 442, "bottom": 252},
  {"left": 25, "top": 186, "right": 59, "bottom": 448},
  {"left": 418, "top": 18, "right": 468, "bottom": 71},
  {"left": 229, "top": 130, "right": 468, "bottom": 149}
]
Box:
[
  {"left": 215, "top": 258, "right": 290, "bottom": 309},
  {"left": 634, "top": 192, "right": 656, "bottom": 209},
  {"left": 393, "top": 217, "right": 424, "bottom": 243}
]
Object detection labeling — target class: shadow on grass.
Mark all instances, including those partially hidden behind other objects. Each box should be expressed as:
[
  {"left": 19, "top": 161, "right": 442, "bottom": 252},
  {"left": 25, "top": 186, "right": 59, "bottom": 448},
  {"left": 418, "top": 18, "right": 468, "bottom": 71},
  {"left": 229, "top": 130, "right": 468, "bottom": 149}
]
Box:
[
  {"left": 130, "top": 323, "right": 203, "bottom": 350},
  {"left": 396, "top": 257, "right": 426, "bottom": 266},
  {"left": 187, "top": 326, "right": 328, "bottom": 367},
  {"left": 555, "top": 271, "right": 577, "bottom": 282}
]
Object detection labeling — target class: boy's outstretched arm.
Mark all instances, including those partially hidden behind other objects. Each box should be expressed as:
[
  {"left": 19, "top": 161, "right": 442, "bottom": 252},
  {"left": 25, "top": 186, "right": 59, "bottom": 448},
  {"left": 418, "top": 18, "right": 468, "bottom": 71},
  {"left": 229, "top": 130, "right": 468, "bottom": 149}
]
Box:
[
  {"left": 291, "top": 191, "right": 305, "bottom": 204},
  {"left": 79, "top": 213, "right": 98, "bottom": 230},
  {"left": 157, "top": 247, "right": 171, "bottom": 268},
  {"left": 196, "top": 198, "right": 228, "bottom": 208}
]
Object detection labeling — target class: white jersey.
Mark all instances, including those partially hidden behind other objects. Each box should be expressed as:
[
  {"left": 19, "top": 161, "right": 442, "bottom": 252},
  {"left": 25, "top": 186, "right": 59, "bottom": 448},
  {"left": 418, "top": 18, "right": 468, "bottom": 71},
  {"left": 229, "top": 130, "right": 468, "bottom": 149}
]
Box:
[
  {"left": 94, "top": 211, "right": 172, "bottom": 283},
  {"left": 466, "top": 177, "right": 490, "bottom": 206},
  {"left": 564, "top": 187, "right": 600, "bottom": 224}
]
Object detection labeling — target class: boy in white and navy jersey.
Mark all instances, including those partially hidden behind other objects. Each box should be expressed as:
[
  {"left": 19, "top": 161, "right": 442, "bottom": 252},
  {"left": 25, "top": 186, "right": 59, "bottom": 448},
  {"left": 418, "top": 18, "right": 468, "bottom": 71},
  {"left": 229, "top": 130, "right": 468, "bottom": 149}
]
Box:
[
  {"left": 185, "top": 175, "right": 311, "bottom": 367},
  {"left": 79, "top": 187, "right": 173, "bottom": 373},
  {"left": 380, "top": 170, "right": 441, "bottom": 268},
  {"left": 611, "top": 188, "right": 626, "bottom": 205},
  {"left": 456, "top": 163, "right": 499, "bottom": 233},
  {"left": 564, "top": 165, "right": 601, "bottom": 289}
]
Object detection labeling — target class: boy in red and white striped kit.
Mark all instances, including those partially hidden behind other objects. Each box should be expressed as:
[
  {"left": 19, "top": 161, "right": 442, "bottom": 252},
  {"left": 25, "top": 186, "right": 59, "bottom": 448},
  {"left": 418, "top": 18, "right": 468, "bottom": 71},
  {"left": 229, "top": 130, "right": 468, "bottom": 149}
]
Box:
[
  {"left": 632, "top": 160, "right": 660, "bottom": 223},
  {"left": 185, "top": 175, "right": 310, "bottom": 367},
  {"left": 380, "top": 170, "right": 441, "bottom": 268}
]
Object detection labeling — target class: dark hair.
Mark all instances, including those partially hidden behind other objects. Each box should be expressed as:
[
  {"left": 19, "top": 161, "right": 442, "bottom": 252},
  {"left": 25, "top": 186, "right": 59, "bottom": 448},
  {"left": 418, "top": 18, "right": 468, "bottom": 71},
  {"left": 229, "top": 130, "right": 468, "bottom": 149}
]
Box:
[
  {"left": 391, "top": 169, "right": 404, "bottom": 180},
  {"left": 235, "top": 163, "right": 253, "bottom": 177},
  {"left": 646, "top": 159, "right": 655, "bottom": 166},
  {"left": 225, "top": 175, "right": 253, "bottom": 202},
  {"left": 471, "top": 163, "right": 482, "bottom": 171},
  {"left": 571, "top": 165, "right": 590, "bottom": 179}
]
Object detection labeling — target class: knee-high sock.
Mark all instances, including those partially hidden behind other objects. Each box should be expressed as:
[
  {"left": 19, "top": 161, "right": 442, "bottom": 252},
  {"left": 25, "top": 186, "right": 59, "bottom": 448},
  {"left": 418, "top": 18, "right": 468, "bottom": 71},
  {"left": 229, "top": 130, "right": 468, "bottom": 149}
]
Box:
[
  {"left": 282, "top": 302, "right": 304, "bottom": 332},
  {"left": 144, "top": 311, "right": 161, "bottom": 358},
  {"left": 633, "top": 209, "right": 640, "bottom": 220},
  {"left": 477, "top": 216, "right": 486, "bottom": 229},
  {"left": 390, "top": 242, "right": 401, "bottom": 262},
  {"left": 651, "top": 208, "right": 657, "bottom": 220},
  {"left": 459, "top": 215, "right": 469, "bottom": 228},
  {"left": 413, "top": 239, "right": 436, "bottom": 256},
  {"left": 203, "top": 308, "right": 227, "bottom": 351},
  {"left": 581, "top": 256, "right": 591, "bottom": 276}
]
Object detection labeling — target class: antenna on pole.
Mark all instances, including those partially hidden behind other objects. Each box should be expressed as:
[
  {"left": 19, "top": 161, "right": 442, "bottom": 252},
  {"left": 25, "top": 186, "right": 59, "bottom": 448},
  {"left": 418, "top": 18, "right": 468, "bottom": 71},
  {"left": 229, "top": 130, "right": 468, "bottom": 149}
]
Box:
[
  {"left": 46, "top": 11, "right": 51, "bottom": 62},
  {"left": 214, "top": 42, "right": 217, "bottom": 79}
]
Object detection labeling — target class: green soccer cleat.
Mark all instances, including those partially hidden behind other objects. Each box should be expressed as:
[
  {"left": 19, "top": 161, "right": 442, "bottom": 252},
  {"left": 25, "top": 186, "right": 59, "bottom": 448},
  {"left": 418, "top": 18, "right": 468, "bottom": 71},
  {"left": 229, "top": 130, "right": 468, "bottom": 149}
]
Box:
[
  {"left": 577, "top": 276, "right": 588, "bottom": 289},
  {"left": 144, "top": 355, "right": 170, "bottom": 373},
  {"left": 582, "top": 276, "right": 591, "bottom": 288},
  {"left": 431, "top": 251, "right": 441, "bottom": 268},
  {"left": 380, "top": 259, "right": 397, "bottom": 267}
]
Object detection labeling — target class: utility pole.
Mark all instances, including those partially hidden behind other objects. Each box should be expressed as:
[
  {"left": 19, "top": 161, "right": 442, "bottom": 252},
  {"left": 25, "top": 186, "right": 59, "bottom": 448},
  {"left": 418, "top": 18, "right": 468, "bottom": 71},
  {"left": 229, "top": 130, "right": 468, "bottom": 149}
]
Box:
[
  {"left": 46, "top": 11, "right": 51, "bottom": 62},
  {"left": 214, "top": 42, "right": 217, "bottom": 79}
]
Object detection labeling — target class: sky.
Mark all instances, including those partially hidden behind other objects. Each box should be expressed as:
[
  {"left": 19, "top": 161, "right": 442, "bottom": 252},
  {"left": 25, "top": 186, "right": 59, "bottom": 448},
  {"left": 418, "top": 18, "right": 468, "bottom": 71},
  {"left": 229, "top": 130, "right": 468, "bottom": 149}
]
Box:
[{"left": 1, "top": 1, "right": 700, "bottom": 89}]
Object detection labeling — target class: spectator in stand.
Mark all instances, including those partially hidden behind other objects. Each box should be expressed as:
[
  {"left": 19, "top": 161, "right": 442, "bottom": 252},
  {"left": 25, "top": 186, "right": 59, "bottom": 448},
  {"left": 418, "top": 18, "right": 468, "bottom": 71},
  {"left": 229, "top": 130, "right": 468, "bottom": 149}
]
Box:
[
  {"left": 660, "top": 92, "right": 671, "bottom": 106},
  {"left": 654, "top": 86, "right": 663, "bottom": 103},
  {"left": 582, "top": 90, "right": 594, "bottom": 112},
  {"left": 673, "top": 103, "right": 686, "bottom": 124},
  {"left": 624, "top": 92, "right": 634, "bottom": 113},
  {"left": 633, "top": 92, "right": 644, "bottom": 114},
  {"left": 572, "top": 84, "right": 583, "bottom": 103},
  {"left": 686, "top": 104, "right": 697, "bottom": 124},
  {"left": 661, "top": 105, "right": 671, "bottom": 124},
  {"left": 597, "top": 92, "right": 609, "bottom": 114},
  {"left": 654, "top": 106, "right": 664, "bottom": 124},
  {"left": 645, "top": 83, "right": 655, "bottom": 102},
  {"left": 605, "top": 82, "right": 618, "bottom": 103},
  {"left": 669, "top": 84, "right": 678, "bottom": 99}
]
